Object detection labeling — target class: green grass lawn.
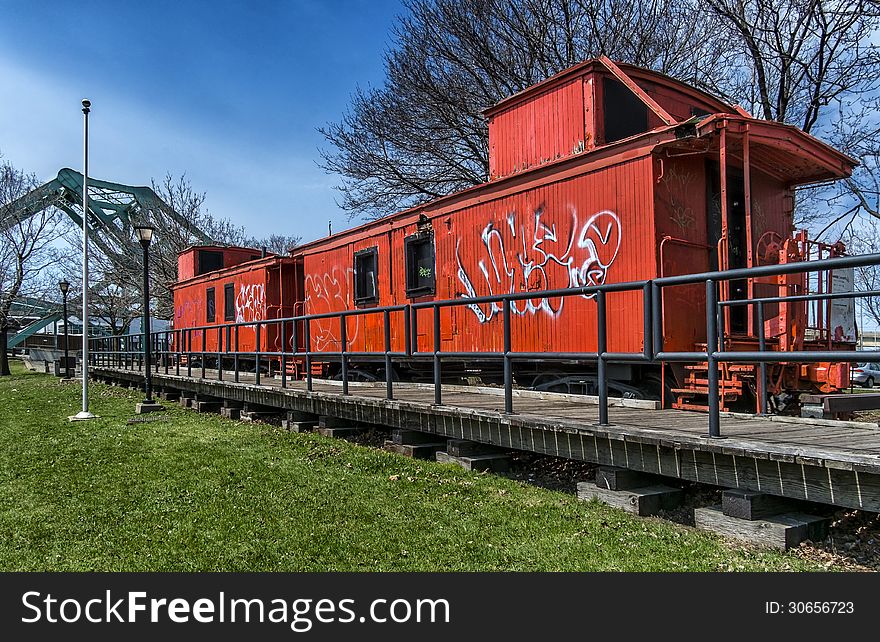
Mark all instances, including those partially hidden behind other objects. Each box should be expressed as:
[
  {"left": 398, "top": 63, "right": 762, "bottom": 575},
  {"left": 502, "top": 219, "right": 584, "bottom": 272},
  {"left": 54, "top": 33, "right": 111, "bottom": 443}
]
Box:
[{"left": 0, "top": 360, "right": 824, "bottom": 571}]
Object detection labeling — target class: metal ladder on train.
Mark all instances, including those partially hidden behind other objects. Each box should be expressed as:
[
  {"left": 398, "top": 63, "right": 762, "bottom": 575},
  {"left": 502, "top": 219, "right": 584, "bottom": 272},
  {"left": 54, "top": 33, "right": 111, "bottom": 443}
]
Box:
[{"left": 670, "top": 345, "right": 749, "bottom": 412}]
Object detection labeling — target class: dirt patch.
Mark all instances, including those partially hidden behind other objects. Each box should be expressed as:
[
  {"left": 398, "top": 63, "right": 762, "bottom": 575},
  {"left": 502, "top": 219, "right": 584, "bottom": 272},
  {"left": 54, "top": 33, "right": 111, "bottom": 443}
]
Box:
[
  {"left": 794, "top": 510, "right": 880, "bottom": 571},
  {"left": 505, "top": 452, "right": 596, "bottom": 493},
  {"left": 345, "top": 425, "right": 393, "bottom": 449}
]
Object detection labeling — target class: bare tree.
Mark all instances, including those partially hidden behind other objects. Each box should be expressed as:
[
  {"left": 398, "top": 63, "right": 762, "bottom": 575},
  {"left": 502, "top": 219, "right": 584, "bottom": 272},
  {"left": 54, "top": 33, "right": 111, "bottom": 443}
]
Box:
[
  {"left": 143, "top": 173, "right": 250, "bottom": 317},
  {"left": 321, "top": 0, "right": 880, "bottom": 227},
  {"left": 90, "top": 280, "right": 142, "bottom": 335},
  {"left": 705, "top": 0, "right": 880, "bottom": 230},
  {"left": 245, "top": 233, "right": 302, "bottom": 255},
  {"left": 320, "top": 0, "right": 734, "bottom": 220},
  {"left": 69, "top": 173, "right": 251, "bottom": 321},
  {"left": 0, "top": 158, "right": 64, "bottom": 375},
  {"left": 844, "top": 219, "right": 880, "bottom": 328}
]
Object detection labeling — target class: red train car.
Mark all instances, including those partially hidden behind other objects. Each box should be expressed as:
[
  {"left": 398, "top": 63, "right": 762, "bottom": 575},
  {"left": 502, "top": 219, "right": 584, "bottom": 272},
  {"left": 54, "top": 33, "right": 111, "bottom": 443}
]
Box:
[
  {"left": 172, "top": 246, "right": 302, "bottom": 356},
  {"left": 172, "top": 58, "right": 858, "bottom": 410},
  {"left": 290, "top": 58, "right": 856, "bottom": 406}
]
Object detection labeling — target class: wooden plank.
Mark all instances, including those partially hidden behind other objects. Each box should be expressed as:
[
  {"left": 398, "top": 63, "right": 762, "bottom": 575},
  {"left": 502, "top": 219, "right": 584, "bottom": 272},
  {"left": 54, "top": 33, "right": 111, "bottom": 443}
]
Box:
[
  {"left": 595, "top": 466, "right": 659, "bottom": 491},
  {"left": 577, "top": 482, "right": 683, "bottom": 516},
  {"left": 722, "top": 489, "right": 802, "bottom": 520},
  {"left": 435, "top": 451, "right": 510, "bottom": 472},
  {"left": 695, "top": 506, "right": 829, "bottom": 550},
  {"left": 446, "top": 439, "right": 506, "bottom": 457},
  {"left": 383, "top": 440, "right": 445, "bottom": 459}
]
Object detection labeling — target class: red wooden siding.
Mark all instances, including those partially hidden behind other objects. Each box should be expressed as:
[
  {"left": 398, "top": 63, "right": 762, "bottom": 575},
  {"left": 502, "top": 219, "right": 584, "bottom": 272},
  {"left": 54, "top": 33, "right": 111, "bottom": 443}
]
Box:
[
  {"left": 487, "top": 63, "right": 732, "bottom": 182},
  {"left": 172, "top": 258, "right": 298, "bottom": 354},
  {"left": 300, "top": 155, "right": 657, "bottom": 357},
  {"left": 177, "top": 246, "right": 263, "bottom": 281},
  {"left": 488, "top": 77, "right": 587, "bottom": 180}
]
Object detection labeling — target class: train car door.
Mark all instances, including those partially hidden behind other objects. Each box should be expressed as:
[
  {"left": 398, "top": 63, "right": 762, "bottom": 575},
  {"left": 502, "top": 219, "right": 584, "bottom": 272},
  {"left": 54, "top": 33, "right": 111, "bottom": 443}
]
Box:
[
  {"left": 707, "top": 162, "right": 748, "bottom": 333},
  {"left": 293, "top": 257, "right": 305, "bottom": 352}
]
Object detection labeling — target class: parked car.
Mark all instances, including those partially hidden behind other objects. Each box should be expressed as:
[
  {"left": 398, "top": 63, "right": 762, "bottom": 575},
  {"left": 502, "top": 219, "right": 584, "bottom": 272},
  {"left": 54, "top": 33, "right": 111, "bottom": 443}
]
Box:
[{"left": 851, "top": 362, "right": 880, "bottom": 388}]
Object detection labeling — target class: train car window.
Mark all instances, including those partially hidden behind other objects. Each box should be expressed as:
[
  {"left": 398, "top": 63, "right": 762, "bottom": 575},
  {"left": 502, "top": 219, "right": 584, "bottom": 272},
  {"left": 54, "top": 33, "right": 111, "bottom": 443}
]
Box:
[
  {"left": 198, "top": 250, "right": 224, "bottom": 275},
  {"left": 353, "top": 247, "right": 379, "bottom": 304},
  {"left": 405, "top": 233, "right": 435, "bottom": 297},
  {"left": 224, "top": 283, "right": 235, "bottom": 321},
  {"left": 602, "top": 76, "right": 648, "bottom": 143},
  {"left": 206, "top": 287, "right": 216, "bottom": 323}
]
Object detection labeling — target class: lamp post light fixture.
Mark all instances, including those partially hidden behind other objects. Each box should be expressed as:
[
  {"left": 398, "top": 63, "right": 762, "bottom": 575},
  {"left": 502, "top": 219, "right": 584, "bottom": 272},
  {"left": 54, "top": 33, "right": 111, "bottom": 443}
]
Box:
[
  {"left": 58, "top": 279, "right": 71, "bottom": 379},
  {"left": 134, "top": 224, "right": 162, "bottom": 414}
]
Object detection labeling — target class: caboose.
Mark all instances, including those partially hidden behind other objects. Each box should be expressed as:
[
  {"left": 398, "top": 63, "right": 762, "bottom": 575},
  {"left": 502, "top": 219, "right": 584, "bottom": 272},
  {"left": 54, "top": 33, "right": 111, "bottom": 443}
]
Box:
[
  {"left": 172, "top": 57, "right": 858, "bottom": 411},
  {"left": 172, "top": 245, "right": 302, "bottom": 359}
]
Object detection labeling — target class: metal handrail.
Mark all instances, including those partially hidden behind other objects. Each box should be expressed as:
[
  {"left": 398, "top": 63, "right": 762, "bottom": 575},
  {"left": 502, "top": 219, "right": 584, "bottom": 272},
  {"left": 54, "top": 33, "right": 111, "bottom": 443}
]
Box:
[{"left": 88, "top": 252, "right": 880, "bottom": 438}]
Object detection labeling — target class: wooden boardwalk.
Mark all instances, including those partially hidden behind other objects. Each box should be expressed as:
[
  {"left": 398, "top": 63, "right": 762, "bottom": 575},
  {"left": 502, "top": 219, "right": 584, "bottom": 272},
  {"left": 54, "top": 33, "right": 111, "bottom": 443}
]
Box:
[{"left": 92, "top": 365, "right": 880, "bottom": 512}]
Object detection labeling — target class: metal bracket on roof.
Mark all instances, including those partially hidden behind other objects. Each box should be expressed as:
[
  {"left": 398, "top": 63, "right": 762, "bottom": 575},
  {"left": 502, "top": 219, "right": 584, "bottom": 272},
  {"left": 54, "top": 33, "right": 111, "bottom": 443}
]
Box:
[{"left": 597, "top": 55, "right": 677, "bottom": 127}]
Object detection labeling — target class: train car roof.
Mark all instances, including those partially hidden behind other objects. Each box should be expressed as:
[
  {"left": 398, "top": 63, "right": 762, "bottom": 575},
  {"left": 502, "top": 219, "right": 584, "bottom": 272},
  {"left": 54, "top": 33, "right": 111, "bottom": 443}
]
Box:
[
  {"left": 171, "top": 254, "right": 294, "bottom": 290},
  {"left": 482, "top": 57, "right": 735, "bottom": 119},
  {"left": 178, "top": 244, "right": 264, "bottom": 254}
]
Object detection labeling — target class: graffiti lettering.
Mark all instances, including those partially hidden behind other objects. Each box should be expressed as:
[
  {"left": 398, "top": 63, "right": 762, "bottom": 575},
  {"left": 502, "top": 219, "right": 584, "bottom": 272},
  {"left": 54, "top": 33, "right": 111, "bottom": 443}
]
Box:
[
  {"left": 304, "top": 267, "right": 360, "bottom": 351},
  {"left": 456, "top": 207, "right": 622, "bottom": 323},
  {"left": 235, "top": 283, "right": 266, "bottom": 323}
]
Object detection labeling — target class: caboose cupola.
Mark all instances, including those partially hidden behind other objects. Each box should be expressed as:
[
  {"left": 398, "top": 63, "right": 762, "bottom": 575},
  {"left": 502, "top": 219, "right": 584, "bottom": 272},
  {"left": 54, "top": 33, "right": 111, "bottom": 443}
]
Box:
[{"left": 483, "top": 56, "right": 733, "bottom": 181}]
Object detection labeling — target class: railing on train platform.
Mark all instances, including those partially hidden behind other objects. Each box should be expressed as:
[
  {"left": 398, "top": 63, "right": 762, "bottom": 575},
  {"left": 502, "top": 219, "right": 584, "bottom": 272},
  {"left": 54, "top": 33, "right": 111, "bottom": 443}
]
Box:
[{"left": 88, "top": 253, "right": 880, "bottom": 438}]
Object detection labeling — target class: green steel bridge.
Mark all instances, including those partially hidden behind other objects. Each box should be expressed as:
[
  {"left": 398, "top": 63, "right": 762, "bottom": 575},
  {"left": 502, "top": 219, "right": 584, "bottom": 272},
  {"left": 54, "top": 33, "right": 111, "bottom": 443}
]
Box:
[{"left": 2, "top": 169, "right": 212, "bottom": 346}]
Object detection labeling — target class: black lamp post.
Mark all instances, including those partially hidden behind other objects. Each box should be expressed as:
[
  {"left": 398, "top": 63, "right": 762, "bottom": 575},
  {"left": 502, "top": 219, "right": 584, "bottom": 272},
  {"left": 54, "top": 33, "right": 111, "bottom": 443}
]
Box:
[
  {"left": 58, "top": 279, "right": 71, "bottom": 379},
  {"left": 134, "top": 224, "right": 156, "bottom": 405}
]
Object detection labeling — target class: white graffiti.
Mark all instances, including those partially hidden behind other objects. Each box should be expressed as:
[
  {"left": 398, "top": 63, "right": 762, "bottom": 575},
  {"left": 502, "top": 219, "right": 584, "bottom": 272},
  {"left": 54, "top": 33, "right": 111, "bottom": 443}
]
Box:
[
  {"left": 235, "top": 283, "right": 266, "bottom": 323},
  {"left": 456, "top": 207, "right": 622, "bottom": 323},
  {"left": 304, "top": 266, "right": 360, "bottom": 351}
]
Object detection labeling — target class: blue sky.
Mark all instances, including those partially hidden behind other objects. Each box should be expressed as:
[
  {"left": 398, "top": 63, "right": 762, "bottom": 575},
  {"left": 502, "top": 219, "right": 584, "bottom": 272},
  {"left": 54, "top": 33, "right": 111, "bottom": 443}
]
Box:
[{"left": 0, "top": 0, "right": 404, "bottom": 243}]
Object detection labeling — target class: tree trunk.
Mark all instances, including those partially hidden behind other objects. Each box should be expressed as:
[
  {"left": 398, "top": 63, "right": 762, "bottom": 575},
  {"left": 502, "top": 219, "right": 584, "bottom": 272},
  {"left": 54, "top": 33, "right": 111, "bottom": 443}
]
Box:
[{"left": 0, "top": 326, "right": 10, "bottom": 376}]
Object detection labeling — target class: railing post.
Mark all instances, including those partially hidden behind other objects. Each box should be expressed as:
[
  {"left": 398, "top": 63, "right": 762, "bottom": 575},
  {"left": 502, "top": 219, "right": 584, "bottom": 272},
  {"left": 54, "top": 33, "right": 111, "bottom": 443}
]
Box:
[
  {"left": 255, "top": 322, "right": 261, "bottom": 386},
  {"left": 404, "top": 304, "right": 412, "bottom": 357},
  {"left": 187, "top": 330, "right": 192, "bottom": 378},
  {"left": 225, "top": 325, "right": 231, "bottom": 378},
  {"left": 651, "top": 281, "right": 663, "bottom": 358},
  {"left": 291, "top": 317, "right": 299, "bottom": 385},
  {"left": 503, "top": 299, "right": 513, "bottom": 414},
  {"left": 384, "top": 309, "right": 393, "bottom": 400},
  {"left": 164, "top": 332, "right": 169, "bottom": 374},
  {"left": 217, "top": 326, "right": 223, "bottom": 381},
  {"left": 234, "top": 325, "right": 240, "bottom": 383},
  {"left": 412, "top": 307, "right": 419, "bottom": 355},
  {"left": 281, "top": 320, "right": 287, "bottom": 389},
  {"left": 643, "top": 282, "right": 653, "bottom": 360},
  {"left": 757, "top": 301, "right": 769, "bottom": 415},
  {"left": 340, "top": 316, "right": 348, "bottom": 395},
  {"left": 201, "top": 327, "right": 206, "bottom": 380},
  {"left": 305, "top": 319, "right": 313, "bottom": 392},
  {"left": 175, "top": 330, "right": 180, "bottom": 376},
  {"left": 433, "top": 305, "right": 441, "bottom": 405},
  {"left": 706, "top": 279, "right": 721, "bottom": 438},
  {"left": 597, "top": 289, "right": 609, "bottom": 426}
]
